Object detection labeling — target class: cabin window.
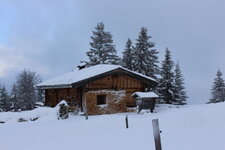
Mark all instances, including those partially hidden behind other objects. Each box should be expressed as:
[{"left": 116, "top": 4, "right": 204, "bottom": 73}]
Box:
[{"left": 97, "top": 95, "right": 106, "bottom": 105}]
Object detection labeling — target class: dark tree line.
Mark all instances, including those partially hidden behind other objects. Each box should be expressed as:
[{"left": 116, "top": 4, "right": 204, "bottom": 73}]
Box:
[
  {"left": 83, "top": 22, "right": 188, "bottom": 105},
  {"left": 0, "top": 69, "right": 43, "bottom": 112}
]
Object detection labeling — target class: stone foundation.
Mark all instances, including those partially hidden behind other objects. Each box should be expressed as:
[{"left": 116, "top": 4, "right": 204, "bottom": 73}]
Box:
[{"left": 85, "top": 90, "right": 127, "bottom": 115}]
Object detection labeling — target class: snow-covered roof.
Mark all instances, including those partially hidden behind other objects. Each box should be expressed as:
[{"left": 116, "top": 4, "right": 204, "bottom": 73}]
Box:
[
  {"left": 132, "top": 92, "right": 159, "bottom": 98},
  {"left": 37, "top": 64, "right": 156, "bottom": 89}
]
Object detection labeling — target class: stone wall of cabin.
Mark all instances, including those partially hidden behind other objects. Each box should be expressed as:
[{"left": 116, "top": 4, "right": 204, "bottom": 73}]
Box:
[
  {"left": 85, "top": 74, "right": 146, "bottom": 109},
  {"left": 85, "top": 90, "right": 127, "bottom": 115}
]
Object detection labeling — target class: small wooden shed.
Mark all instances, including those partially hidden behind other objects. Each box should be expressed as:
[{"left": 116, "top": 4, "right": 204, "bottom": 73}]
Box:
[{"left": 132, "top": 92, "right": 159, "bottom": 113}]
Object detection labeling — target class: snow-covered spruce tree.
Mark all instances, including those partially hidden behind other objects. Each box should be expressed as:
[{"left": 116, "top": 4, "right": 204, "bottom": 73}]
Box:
[
  {"left": 173, "top": 62, "right": 188, "bottom": 105},
  {"left": 0, "top": 85, "right": 10, "bottom": 111},
  {"left": 85, "top": 22, "right": 120, "bottom": 66},
  {"left": 15, "top": 69, "right": 42, "bottom": 110},
  {"left": 122, "top": 38, "right": 135, "bottom": 70},
  {"left": 9, "top": 84, "right": 18, "bottom": 111},
  {"left": 158, "top": 48, "right": 175, "bottom": 104},
  {"left": 133, "top": 27, "right": 159, "bottom": 79},
  {"left": 209, "top": 70, "right": 225, "bottom": 103},
  {"left": 0, "top": 85, "right": 5, "bottom": 111}
]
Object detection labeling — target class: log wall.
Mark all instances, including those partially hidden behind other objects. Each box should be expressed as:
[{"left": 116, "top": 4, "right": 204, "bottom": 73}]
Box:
[
  {"left": 45, "top": 88, "right": 82, "bottom": 108},
  {"left": 86, "top": 74, "right": 145, "bottom": 90}
]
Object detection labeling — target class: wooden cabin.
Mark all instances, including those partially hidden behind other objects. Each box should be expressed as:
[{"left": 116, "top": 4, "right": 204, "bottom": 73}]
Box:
[{"left": 37, "top": 64, "right": 157, "bottom": 115}]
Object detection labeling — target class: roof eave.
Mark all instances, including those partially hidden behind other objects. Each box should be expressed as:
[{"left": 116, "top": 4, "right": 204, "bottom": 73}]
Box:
[{"left": 37, "top": 84, "right": 72, "bottom": 90}]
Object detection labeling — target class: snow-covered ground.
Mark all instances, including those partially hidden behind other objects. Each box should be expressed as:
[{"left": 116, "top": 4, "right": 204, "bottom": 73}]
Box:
[{"left": 0, "top": 103, "right": 225, "bottom": 150}]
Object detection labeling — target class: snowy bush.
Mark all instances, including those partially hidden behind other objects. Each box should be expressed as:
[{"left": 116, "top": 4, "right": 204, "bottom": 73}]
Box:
[{"left": 56, "top": 100, "right": 69, "bottom": 120}]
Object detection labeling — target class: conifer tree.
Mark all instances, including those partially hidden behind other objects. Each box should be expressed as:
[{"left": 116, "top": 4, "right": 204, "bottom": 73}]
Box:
[
  {"left": 10, "top": 84, "right": 18, "bottom": 111},
  {"left": 173, "top": 62, "right": 188, "bottom": 105},
  {"left": 122, "top": 38, "right": 134, "bottom": 70},
  {"left": 158, "top": 48, "right": 175, "bottom": 104},
  {"left": 85, "top": 22, "right": 120, "bottom": 66},
  {"left": 209, "top": 70, "right": 225, "bottom": 103},
  {"left": 0, "top": 85, "right": 10, "bottom": 111},
  {"left": 15, "top": 69, "right": 42, "bottom": 110},
  {"left": 133, "top": 27, "right": 159, "bottom": 78}
]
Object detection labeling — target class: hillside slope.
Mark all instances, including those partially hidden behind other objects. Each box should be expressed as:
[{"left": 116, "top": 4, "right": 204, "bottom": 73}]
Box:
[{"left": 0, "top": 103, "right": 224, "bottom": 150}]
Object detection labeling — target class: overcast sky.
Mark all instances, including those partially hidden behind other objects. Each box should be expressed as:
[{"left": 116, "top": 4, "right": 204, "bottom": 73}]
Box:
[{"left": 0, "top": 0, "right": 225, "bottom": 104}]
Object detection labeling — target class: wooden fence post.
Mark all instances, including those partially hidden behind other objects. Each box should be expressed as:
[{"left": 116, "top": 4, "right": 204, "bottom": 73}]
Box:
[
  {"left": 125, "top": 115, "right": 129, "bottom": 128},
  {"left": 85, "top": 113, "right": 88, "bottom": 120},
  {"left": 152, "top": 119, "right": 162, "bottom": 150},
  {"left": 85, "top": 108, "right": 88, "bottom": 120}
]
